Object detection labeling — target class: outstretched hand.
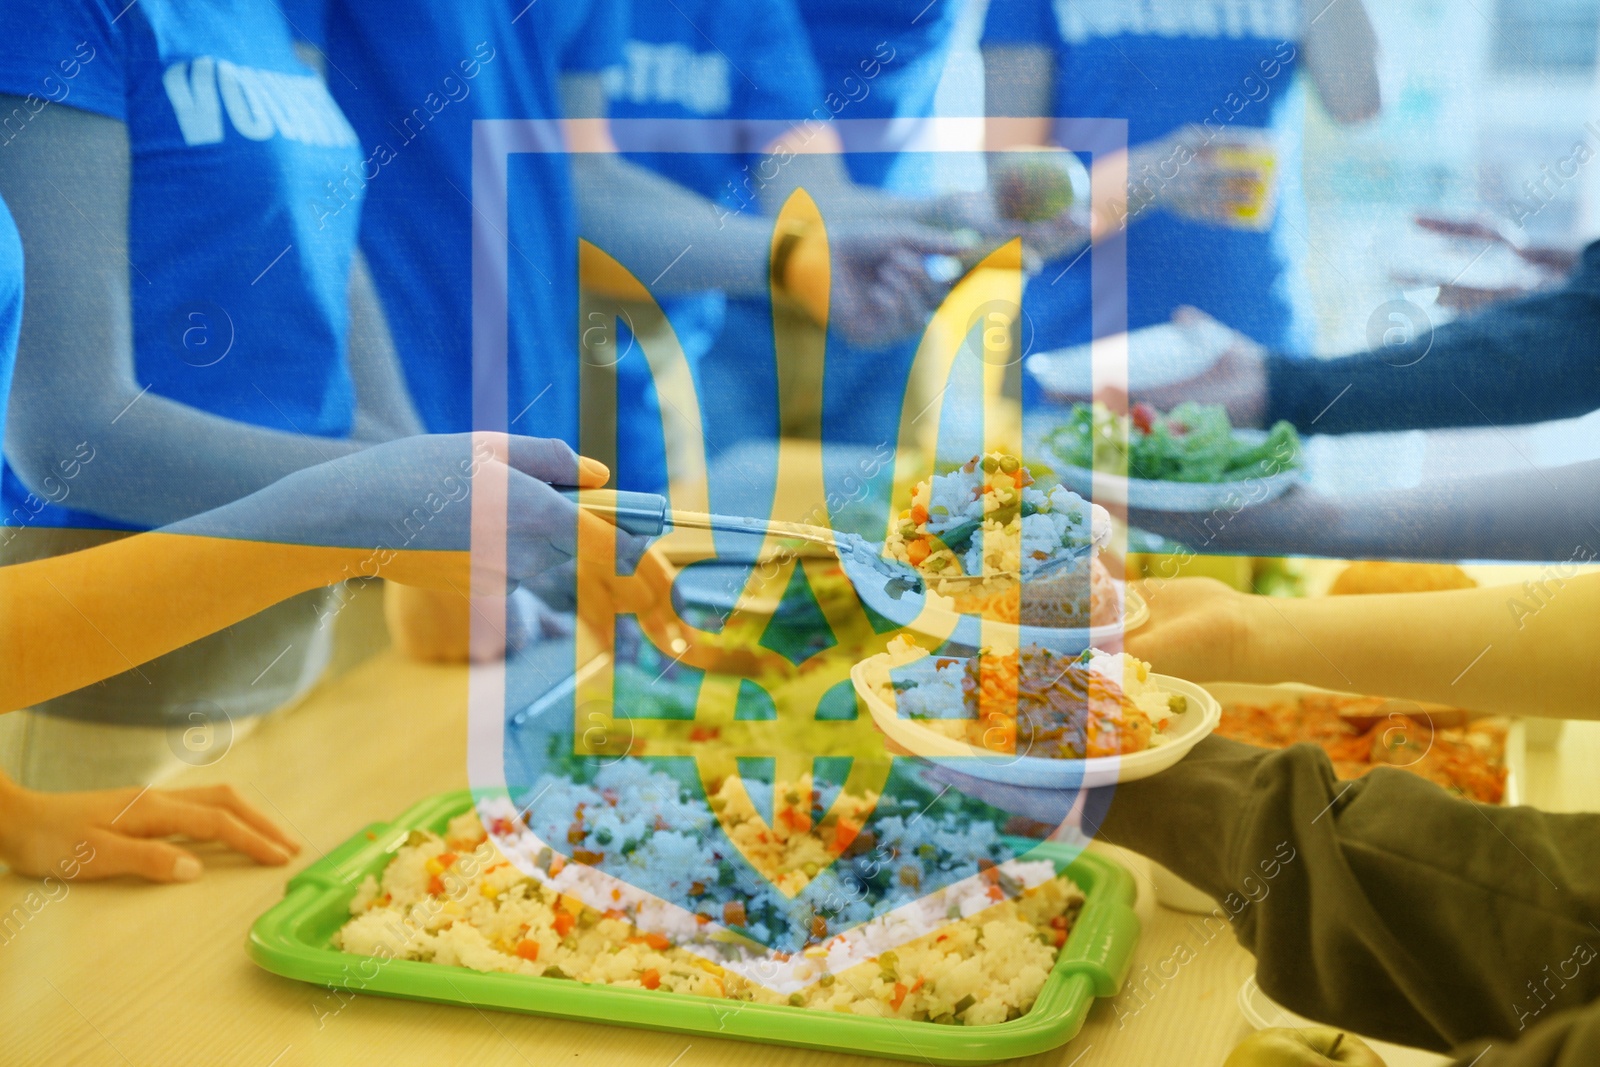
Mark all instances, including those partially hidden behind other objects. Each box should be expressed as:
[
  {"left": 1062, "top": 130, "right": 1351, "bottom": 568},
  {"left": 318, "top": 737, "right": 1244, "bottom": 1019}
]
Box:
[
  {"left": 1123, "top": 577, "right": 1258, "bottom": 684},
  {"left": 824, "top": 223, "right": 972, "bottom": 349},
  {"left": 184, "top": 433, "right": 630, "bottom": 594},
  {"left": 1069, "top": 307, "right": 1270, "bottom": 428},
  {"left": 0, "top": 778, "right": 300, "bottom": 883},
  {"left": 1136, "top": 127, "right": 1278, "bottom": 229},
  {"left": 920, "top": 190, "right": 1090, "bottom": 270}
]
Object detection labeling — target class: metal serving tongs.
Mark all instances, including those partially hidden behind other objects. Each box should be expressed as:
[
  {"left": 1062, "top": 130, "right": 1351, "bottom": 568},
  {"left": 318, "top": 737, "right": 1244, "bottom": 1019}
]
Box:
[
  {"left": 555, "top": 487, "right": 838, "bottom": 549},
  {"left": 554, "top": 488, "right": 1090, "bottom": 599}
]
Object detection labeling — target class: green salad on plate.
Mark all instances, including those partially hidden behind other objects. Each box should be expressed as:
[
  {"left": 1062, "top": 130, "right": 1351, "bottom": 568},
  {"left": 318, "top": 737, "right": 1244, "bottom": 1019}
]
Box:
[{"left": 1043, "top": 402, "right": 1302, "bottom": 484}]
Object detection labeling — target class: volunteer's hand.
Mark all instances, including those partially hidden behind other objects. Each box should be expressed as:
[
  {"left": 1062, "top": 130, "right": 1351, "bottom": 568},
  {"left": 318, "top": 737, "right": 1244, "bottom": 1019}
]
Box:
[
  {"left": 824, "top": 224, "right": 970, "bottom": 349},
  {"left": 1017, "top": 207, "right": 1091, "bottom": 266},
  {"left": 192, "top": 433, "right": 625, "bottom": 593},
  {"left": 1135, "top": 127, "right": 1275, "bottom": 228},
  {"left": 1124, "top": 577, "right": 1258, "bottom": 684},
  {"left": 0, "top": 777, "right": 300, "bottom": 883},
  {"left": 366, "top": 434, "right": 623, "bottom": 592},
  {"left": 1078, "top": 307, "right": 1270, "bottom": 428},
  {"left": 920, "top": 190, "right": 1088, "bottom": 271}
]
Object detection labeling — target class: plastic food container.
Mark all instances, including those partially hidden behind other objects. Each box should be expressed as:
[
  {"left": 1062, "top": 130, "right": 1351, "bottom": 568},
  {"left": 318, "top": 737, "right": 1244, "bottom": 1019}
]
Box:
[
  {"left": 852, "top": 654, "right": 1220, "bottom": 790},
  {"left": 1147, "top": 861, "right": 1219, "bottom": 914},
  {"left": 1201, "top": 682, "right": 1525, "bottom": 807},
  {"left": 250, "top": 791, "right": 1142, "bottom": 1065},
  {"left": 839, "top": 556, "right": 1150, "bottom": 656}
]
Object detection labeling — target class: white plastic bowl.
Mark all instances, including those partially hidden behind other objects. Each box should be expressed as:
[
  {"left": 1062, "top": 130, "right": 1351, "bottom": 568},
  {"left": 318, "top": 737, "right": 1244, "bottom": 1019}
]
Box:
[
  {"left": 841, "top": 553, "right": 1149, "bottom": 654},
  {"left": 851, "top": 653, "right": 1220, "bottom": 789}
]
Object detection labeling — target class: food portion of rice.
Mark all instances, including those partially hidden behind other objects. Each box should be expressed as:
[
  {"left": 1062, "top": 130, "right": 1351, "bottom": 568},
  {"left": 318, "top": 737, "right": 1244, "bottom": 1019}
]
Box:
[
  {"left": 882, "top": 453, "right": 1112, "bottom": 609},
  {"left": 875, "top": 637, "right": 1184, "bottom": 758},
  {"left": 504, "top": 760, "right": 1024, "bottom": 950},
  {"left": 335, "top": 811, "right": 1085, "bottom": 1026}
]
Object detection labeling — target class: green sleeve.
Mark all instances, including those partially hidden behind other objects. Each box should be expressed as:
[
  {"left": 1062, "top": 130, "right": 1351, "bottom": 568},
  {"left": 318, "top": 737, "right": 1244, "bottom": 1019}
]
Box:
[
  {"left": 1453, "top": 1002, "right": 1600, "bottom": 1065},
  {"left": 1092, "top": 737, "right": 1600, "bottom": 1055}
]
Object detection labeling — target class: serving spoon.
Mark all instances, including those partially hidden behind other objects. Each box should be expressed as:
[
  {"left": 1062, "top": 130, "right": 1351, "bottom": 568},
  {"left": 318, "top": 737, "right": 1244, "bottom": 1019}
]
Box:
[{"left": 554, "top": 488, "right": 1089, "bottom": 598}]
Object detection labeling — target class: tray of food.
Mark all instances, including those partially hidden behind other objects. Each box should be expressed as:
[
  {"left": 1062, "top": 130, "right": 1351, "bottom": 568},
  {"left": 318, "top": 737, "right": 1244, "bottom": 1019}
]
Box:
[
  {"left": 1030, "top": 402, "right": 1303, "bottom": 512},
  {"left": 840, "top": 451, "right": 1148, "bottom": 653},
  {"left": 1203, "top": 682, "right": 1522, "bottom": 806},
  {"left": 853, "top": 638, "right": 1220, "bottom": 789},
  {"left": 249, "top": 790, "right": 1140, "bottom": 1065}
]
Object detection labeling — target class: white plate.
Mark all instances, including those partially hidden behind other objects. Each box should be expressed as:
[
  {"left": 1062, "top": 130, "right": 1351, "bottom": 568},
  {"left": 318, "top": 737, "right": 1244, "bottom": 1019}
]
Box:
[
  {"left": 841, "top": 551, "right": 1149, "bottom": 654},
  {"left": 1238, "top": 977, "right": 1452, "bottom": 1067},
  {"left": 851, "top": 653, "right": 1220, "bottom": 789},
  {"left": 1200, "top": 682, "right": 1524, "bottom": 807},
  {"left": 1032, "top": 426, "right": 1304, "bottom": 512},
  {"left": 1024, "top": 320, "right": 1235, "bottom": 397}
]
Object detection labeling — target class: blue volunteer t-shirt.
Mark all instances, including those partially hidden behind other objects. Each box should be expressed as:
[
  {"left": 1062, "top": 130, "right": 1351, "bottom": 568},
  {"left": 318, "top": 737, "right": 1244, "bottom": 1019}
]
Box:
[
  {"left": 558, "top": 0, "right": 630, "bottom": 75},
  {"left": 983, "top": 0, "right": 1315, "bottom": 355},
  {"left": 0, "top": 0, "right": 364, "bottom": 529},
  {"left": 601, "top": 0, "right": 824, "bottom": 415},
  {"left": 795, "top": 0, "right": 962, "bottom": 190},
  {"left": 317, "top": 1, "right": 672, "bottom": 489},
  {"left": 0, "top": 197, "right": 19, "bottom": 451},
  {"left": 604, "top": 0, "right": 823, "bottom": 203},
  {"left": 694, "top": 0, "right": 964, "bottom": 458}
]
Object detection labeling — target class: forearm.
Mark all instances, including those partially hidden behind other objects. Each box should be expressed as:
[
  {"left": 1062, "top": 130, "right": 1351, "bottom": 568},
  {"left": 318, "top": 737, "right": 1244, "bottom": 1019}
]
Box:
[
  {"left": 1266, "top": 248, "right": 1600, "bottom": 433},
  {"left": 0, "top": 101, "right": 368, "bottom": 527},
  {"left": 1095, "top": 736, "right": 1600, "bottom": 1052},
  {"left": 572, "top": 154, "right": 772, "bottom": 296},
  {"left": 1235, "top": 573, "right": 1600, "bottom": 717},
  {"left": 1301, "top": 0, "right": 1381, "bottom": 124},
  {"left": 753, "top": 133, "right": 925, "bottom": 225},
  {"left": 0, "top": 532, "right": 351, "bottom": 712},
  {"left": 1160, "top": 458, "right": 1600, "bottom": 564},
  {"left": 0, "top": 523, "right": 473, "bottom": 713},
  {"left": 9, "top": 391, "right": 365, "bottom": 527}
]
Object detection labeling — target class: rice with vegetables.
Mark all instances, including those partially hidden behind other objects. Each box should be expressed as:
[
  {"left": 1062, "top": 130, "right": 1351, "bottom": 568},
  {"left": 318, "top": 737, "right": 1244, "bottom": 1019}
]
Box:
[
  {"left": 872, "top": 636, "right": 1184, "bottom": 757},
  {"left": 336, "top": 805, "right": 1085, "bottom": 1025},
  {"left": 882, "top": 452, "right": 1113, "bottom": 621}
]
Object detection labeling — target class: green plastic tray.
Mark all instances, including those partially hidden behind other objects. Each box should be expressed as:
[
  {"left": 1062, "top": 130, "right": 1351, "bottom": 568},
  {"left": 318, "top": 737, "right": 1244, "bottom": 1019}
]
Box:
[{"left": 250, "top": 790, "right": 1140, "bottom": 1065}]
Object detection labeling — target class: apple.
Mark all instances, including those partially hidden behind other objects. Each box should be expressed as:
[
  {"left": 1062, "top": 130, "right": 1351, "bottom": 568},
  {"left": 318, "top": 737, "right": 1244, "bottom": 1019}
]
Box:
[
  {"left": 991, "top": 150, "right": 1084, "bottom": 222},
  {"left": 1224, "top": 1027, "right": 1388, "bottom": 1067}
]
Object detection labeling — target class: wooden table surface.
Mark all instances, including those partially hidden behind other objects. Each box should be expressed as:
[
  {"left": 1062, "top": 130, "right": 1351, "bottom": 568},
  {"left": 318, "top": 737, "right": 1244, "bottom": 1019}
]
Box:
[{"left": 4, "top": 641, "right": 1595, "bottom": 1067}]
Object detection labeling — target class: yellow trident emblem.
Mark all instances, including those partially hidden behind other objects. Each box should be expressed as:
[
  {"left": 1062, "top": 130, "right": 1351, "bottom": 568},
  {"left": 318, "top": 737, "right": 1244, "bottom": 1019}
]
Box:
[{"left": 570, "top": 190, "right": 1025, "bottom": 895}]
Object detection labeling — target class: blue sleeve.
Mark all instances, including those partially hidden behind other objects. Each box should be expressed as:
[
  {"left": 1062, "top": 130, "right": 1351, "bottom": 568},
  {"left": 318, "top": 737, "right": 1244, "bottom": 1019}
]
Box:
[
  {"left": 981, "top": 0, "right": 1058, "bottom": 48},
  {"left": 1265, "top": 241, "right": 1600, "bottom": 434},
  {"left": 736, "top": 0, "right": 824, "bottom": 120},
  {"left": 0, "top": 0, "right": 126, "bottom": 122},
  {"left": 562, "top": 0, "right": 628, "bottom": 73}
]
